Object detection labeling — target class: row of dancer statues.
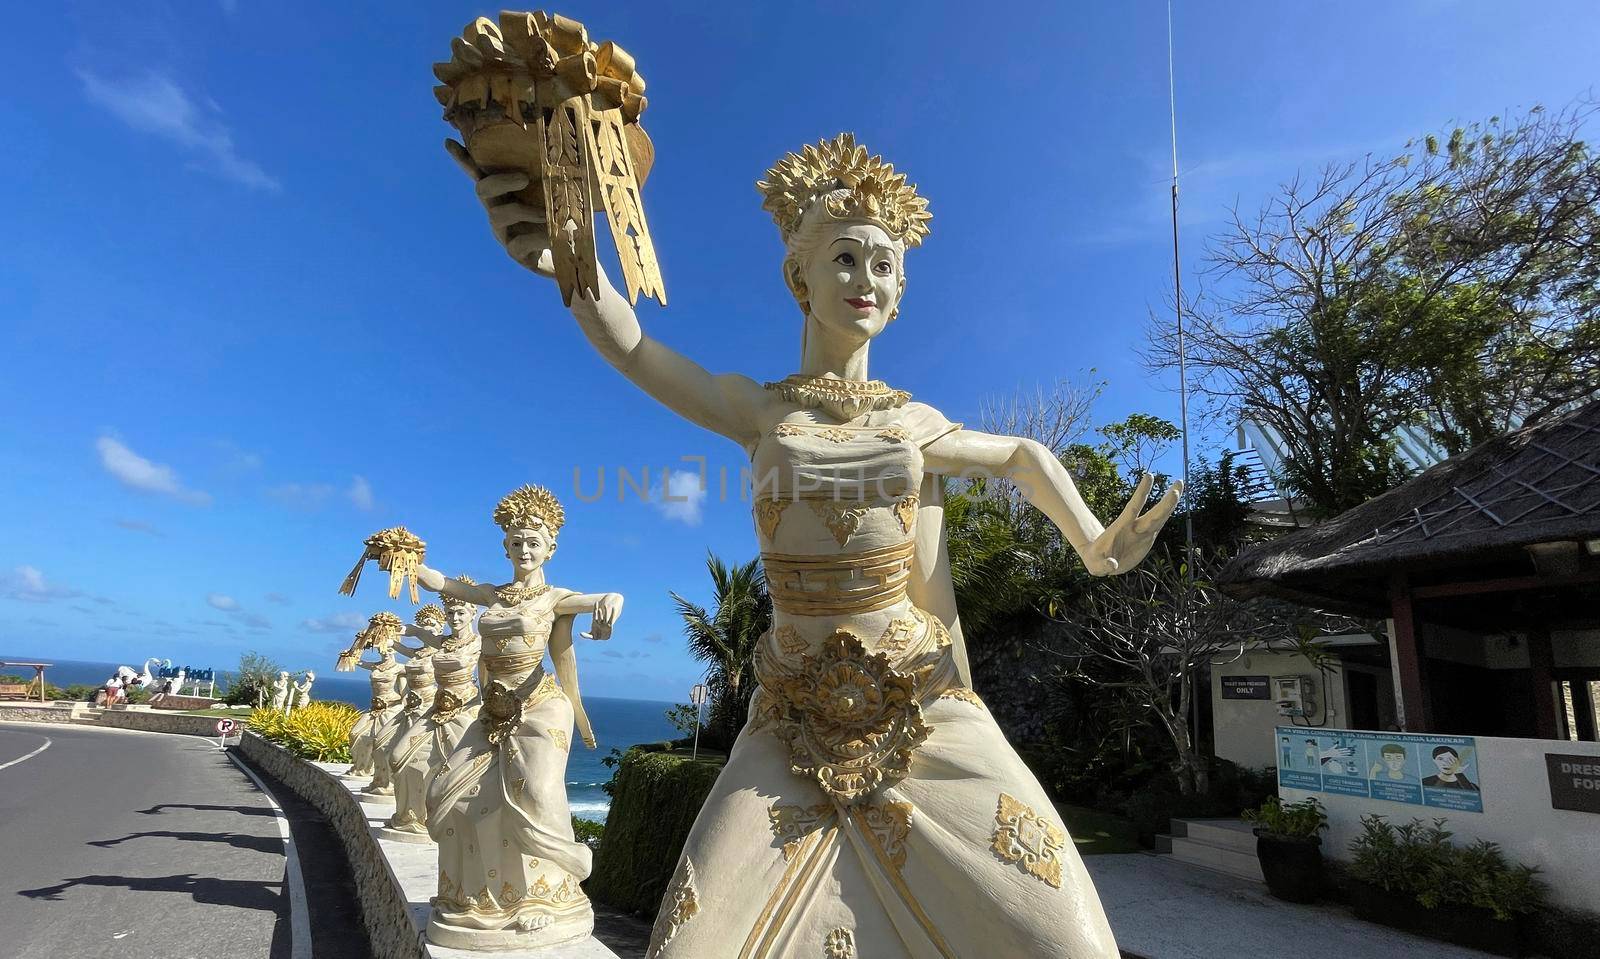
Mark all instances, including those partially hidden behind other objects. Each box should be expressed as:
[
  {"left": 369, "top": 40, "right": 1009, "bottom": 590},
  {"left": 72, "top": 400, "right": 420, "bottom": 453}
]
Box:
[
  {"left": 313, "top": 12, "right": 1183, "bottom": 956},
  {"left": 335, "top": 483, "right": 620, "bottom": 950},
  {"left": 264, "top": 670, "right": 316, "bottom": 713}
]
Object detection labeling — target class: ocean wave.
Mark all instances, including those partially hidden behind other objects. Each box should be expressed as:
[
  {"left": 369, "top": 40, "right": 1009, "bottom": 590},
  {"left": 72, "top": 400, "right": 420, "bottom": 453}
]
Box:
[{"left": 569, "top": 800, "right": 611, "bottom": 820}]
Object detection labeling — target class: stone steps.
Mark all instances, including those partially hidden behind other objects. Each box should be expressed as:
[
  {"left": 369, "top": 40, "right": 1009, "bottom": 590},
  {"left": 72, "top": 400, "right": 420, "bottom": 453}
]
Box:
[{"left": 1156, "top": 817, "right": 1264, "bottom": 882}]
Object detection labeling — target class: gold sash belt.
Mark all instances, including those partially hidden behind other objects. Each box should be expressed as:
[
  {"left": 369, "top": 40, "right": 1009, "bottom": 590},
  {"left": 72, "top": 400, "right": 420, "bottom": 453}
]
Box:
[
  {"left": 480, "top": 650, "right": 543, "bottom": 675},
  {"left": 761, "top": 540, "right": 915, "bottom": 616},
  {"left": 435, "top": 667, "right": 475, "bottom": 690}
]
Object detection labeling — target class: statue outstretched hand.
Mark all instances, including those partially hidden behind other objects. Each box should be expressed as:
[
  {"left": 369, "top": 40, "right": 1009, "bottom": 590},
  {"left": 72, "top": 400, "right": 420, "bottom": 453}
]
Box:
[
  {"left": 1080, "top": 474, "right": 1184, "bottom": 576},
  {"left": 445, "top": 140, "right": 555, "bottom": 278},
  {"left": 582, "top": 593, "right": 624, "bottom": 641}
]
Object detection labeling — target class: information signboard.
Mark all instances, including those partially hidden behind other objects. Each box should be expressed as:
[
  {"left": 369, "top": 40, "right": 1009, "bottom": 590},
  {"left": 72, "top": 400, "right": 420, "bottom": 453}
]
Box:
[
  {"left": 1221, "top": 676, "right": 1271, "bottom": 700},
  {"left": 1274, "top": 726, "right": 1483, "bottom": 813}
]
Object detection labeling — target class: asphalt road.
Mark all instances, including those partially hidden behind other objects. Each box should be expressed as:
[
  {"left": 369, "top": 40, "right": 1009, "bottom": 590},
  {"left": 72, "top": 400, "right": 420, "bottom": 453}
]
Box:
[{"left": 0, "top": 722, "right": 301, "bottom": 959}]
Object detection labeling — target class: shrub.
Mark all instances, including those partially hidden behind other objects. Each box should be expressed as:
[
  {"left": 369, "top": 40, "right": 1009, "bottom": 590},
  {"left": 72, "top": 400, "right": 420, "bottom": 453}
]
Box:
[
  {"left": 1242, "top": 796, "right": 1327, "bottom": 839},
  {"left": 223, "top": 651, "right": 283, "bottom": 707},
  {"left": 588, "top": 746, "right": 725, "bottom": 917},
  {"left": 249, "top": 702, "right": 360, "bottom": 762},
  {"left": 1349, "top": 815, "right": 1546, "bottom": 921},
  {"left": 572, "top": 817, "right": 604, "bottom": 849}
]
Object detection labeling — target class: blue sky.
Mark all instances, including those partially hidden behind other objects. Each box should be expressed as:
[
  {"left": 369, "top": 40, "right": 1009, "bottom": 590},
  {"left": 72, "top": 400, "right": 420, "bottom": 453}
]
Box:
[{"left": 2, "top": 1, "right": 1596, "bottom": 700}]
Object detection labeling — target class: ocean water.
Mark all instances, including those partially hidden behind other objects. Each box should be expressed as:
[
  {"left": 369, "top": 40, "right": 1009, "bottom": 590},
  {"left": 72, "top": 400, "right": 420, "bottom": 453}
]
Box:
[{"left": 3, "top": 656, "right": 680, "bottom": 821}]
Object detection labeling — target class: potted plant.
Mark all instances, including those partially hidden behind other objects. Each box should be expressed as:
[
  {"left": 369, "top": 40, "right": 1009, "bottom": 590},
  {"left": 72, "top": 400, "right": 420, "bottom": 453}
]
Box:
[
  {"left": 1347, "top": 815, "right": 1544, "bottom": 957},
  {"left": 1242, "top": 796, "right": 1327, "bottom": 903}
]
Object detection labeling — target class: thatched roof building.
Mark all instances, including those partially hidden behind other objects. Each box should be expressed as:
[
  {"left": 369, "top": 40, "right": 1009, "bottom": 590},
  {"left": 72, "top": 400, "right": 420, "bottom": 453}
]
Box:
[{"left": 1220, "top": 398, "right": 1600, "bottom": 737}]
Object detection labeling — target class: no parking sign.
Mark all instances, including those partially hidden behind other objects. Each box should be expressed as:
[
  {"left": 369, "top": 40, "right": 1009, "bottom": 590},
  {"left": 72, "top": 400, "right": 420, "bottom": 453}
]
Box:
[{"left": 215, "top": 717, "right": 239, "bottom": 750}]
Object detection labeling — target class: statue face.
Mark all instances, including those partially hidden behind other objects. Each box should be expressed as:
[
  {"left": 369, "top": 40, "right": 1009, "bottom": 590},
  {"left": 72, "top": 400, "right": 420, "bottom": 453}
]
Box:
[
  {"left": 446, "top": 602, "right": 475, "bottom": 634},
  {"left": 800, "top": 222, "right": 900, "bottom": 344},
  {"left": 505, "top": 524, "right": 554, "bottom": 575}
]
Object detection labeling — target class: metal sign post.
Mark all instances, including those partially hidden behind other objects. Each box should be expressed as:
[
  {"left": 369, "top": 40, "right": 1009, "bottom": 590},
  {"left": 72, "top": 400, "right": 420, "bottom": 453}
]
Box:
[
  {"left": 689, "top": 683, "right": 709, "bottom": 761},
  {"left": 215, "top": 717, "right": 238, "bottom": 751}
]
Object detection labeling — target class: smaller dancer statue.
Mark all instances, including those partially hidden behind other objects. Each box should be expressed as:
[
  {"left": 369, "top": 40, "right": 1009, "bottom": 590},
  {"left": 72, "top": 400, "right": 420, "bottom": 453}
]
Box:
[
  {"left": 383, "top": 595, "right": 480, "bottom": 842},
  {"left": 269, "top": 670, "right": 292, "bottom": 712},
  {"left": 289, "top": 671, "right": 316, "bottom": 713},
  {"left": 375, "top": 604, "right": 445, "bottom": 838},
  {"left": 338, "top": 614, "right": 406, "bottom": 782}
]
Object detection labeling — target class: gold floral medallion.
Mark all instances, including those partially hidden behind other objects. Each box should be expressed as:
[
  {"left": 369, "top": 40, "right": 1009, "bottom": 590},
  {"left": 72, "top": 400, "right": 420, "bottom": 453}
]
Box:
[
  {"left": 991, "top": 792, "right": 1067, "bottom": 888},
  {"left": 481, "top": 680, "right": 524, "bottom": 746},
  {"left": 762, "top": 630, "right": 930, "bottom": 804}
]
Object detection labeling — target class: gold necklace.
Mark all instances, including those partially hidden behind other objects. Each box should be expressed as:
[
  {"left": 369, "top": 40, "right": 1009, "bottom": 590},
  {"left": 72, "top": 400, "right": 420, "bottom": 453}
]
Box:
[
  {"left": 495, "top": 582, "right": 551, "bottom": 606},
  {"left": 764, "top": 374, "right": 910, "bottom": 419}
]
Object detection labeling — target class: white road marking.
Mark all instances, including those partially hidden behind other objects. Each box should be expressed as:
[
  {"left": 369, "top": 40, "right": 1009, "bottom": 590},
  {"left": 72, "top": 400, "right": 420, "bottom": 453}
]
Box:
[
  {"left": 0, "top": 736, "right": 50, "bottom": 771},
  {"left": 226, "top": 751, "right": 313, "bottom": 959}
]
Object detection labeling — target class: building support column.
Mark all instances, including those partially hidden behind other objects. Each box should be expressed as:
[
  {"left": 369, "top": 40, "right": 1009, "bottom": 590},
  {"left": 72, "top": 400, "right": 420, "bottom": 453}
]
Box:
[
  {"left": 1389, "top": 571, "right": 1431, "bottom": 732},
  {"left": 1527, "top": 628, "right": 1559, "bottom": 740}
]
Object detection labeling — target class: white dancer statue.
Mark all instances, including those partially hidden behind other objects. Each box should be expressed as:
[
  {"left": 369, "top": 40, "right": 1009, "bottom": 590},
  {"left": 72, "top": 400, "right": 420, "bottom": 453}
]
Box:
[
  {"left": 348, "top": 484, "right": 621, "bottom": 948},
  {"left": 370, "top": 605, "right": 442, "bottom": 816},
  {"left": 438, "top": 21, "right": 1181, "bottom": 951},
  {"left": 338, "top": 615, "right": 407, "bottom": 785},
  {"left": 289, "top": 671, "right": 316, "bottom": 713},
  {"left": 269, "top": 670, "right": 292, "bottom": 712},
  {"left": 381, "top": 602, "right": 472, "bottom": 843}
]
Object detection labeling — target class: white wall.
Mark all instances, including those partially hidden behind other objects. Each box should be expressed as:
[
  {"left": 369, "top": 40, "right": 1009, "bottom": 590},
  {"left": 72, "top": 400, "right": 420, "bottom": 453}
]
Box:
[
  {"left": 1279, "top": 731, "right": 1600, "bottom": 913},
  {"left": 1213, "top": 650, "right": 1349, "bottom": 769}
]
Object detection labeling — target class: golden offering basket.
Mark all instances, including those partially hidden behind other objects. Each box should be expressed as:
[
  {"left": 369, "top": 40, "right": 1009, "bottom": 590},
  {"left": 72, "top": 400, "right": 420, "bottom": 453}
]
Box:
[
  {"left": 339, "top": 527, "right": 427, "bottom": 603},
  {"left": 434, "top": 11, "right": 665, "bottom": 308}
]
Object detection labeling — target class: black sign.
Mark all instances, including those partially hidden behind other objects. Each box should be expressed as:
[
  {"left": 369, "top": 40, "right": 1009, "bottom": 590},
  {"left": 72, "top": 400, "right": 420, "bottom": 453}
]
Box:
[
  {"left": 1222, "top": 676, "right": 1271, "bottom": 700},
  {"left": 1545, "top": 753, "right": 1600, "bottom": 814}
]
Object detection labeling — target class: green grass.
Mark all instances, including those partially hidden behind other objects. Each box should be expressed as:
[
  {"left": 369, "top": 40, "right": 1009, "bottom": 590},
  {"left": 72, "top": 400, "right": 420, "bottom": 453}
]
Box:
[
  {"left": 1057, "top": 803, "right": 1140, "bottom": 855},
  {"left": 179, "top": 707, "right": 253, "bottom": 717}
]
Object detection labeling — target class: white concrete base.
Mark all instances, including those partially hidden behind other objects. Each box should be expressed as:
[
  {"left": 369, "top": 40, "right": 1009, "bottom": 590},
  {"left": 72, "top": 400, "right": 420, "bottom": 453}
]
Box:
[
  {"left": 377, "top": 824, "right": 435, "bottom": 844},
  {"left": 315, "top": 762, "right": 620, "bottom": 959}
]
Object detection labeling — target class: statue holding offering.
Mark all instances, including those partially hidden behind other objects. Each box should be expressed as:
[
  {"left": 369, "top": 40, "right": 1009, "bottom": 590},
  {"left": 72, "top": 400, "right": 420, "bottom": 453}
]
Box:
[
  {"left": 437, "top": 12, "right": 1181, "bottom": 955},
  {"left": 349, "top": 484, "right": 622, "bottom": 948},
  {"left": 337, "top": 613, "right": 407, "bottom": 783}
]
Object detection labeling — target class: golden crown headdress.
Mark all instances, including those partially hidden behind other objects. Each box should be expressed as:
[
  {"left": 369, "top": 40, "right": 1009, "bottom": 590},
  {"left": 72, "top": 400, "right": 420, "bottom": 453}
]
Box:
[
  {"left": 414, "top": 604, "right": 446, "bottom": 627},
  {"left": 757, "top": 134, "right": 932, "bottom": 248},
  {"left": 442, "top": 574, "right": 479, "bottom": 610},
  {"left": 493, "top": 484, "right": 565, "bottom": 533}
]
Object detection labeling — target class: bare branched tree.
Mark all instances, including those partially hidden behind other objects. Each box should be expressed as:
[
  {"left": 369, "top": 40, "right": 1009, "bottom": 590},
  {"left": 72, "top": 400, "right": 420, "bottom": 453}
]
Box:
[
  {"left": 1150, "top": 98, "right": 1600, "bottom": 513},
  {"left": 1044, "top": 550, "right": 1351, "bottom": 795}
]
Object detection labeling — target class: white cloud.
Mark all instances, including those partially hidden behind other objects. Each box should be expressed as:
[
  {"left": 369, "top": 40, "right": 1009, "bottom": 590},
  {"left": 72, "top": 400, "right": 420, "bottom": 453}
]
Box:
[
  {"left": 76, "top": 70, "right": 280, "bottom": 191},
  {"left": 114, "top": 518, "right": 163, "bottom": 536},
  {"left": 1, "top": 566, "right": 81, "bottom": 603},
  {"left": 348, "top": 475, "right": 375, "bottom": 511},
  {"left": 266, "top": 482, "right": 335, "bottom": 510},
  {"left": 300, "top": 611, "right": 369, "bottom": 634},
  {"left": 655, "top": 468, "right": 706, "bottom": 526},
  {"left": 264, "top": 592, "right": 291, "bottom": 606},
  {"left": 206, "top": 593, "right": 239, "bottom": 611},
  {"left": 96, "top": 436, "right": 211, "bottom": 505}
]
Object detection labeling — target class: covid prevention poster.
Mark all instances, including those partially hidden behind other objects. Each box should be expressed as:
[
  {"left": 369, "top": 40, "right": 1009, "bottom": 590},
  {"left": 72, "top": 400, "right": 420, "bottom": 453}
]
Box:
[{"left": 1274, "top": 727, "right": 1483, "bottom": 813}]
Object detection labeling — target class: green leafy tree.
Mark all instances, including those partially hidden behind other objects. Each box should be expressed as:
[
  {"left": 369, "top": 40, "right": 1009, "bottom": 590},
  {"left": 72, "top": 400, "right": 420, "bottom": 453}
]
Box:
[
  {"left": 670, "top": 554, "right": 771, "bottom": 747},
  {"left": 222, "top": 650, "right": 283, "bottom": 707}
]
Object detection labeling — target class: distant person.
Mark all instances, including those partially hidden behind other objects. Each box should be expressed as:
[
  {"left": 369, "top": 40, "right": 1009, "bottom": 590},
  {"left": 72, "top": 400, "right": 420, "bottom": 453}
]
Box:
[
  {"left": 1280, "top": 736, "right": 1292, "bottom": 768},
  {"left": 1422, "top": 745, "right": 1478, "bottom": 790}
]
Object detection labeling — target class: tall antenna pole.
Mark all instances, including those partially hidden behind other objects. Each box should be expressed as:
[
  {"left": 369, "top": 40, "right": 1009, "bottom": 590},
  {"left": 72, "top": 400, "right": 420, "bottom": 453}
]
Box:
[{"left": 1167, "top": 0, "right": 1194, "bottom": 559}]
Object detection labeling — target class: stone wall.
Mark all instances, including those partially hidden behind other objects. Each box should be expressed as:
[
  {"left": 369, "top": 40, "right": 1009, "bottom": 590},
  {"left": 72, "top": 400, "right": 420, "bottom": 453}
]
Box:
[
  {"left": 0, "top": 704, "right": 78, "bottom": 724},
  {"left": 96, "top": 709, "right": 223, "bottom": 737},
  {"left": 237, "top": 732, "right": 424, "bottom": 959}
]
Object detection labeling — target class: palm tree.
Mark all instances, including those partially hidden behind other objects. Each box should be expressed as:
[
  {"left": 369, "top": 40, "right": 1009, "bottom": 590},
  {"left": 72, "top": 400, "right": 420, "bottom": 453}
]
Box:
[{"left": 670, "top": 553, "right": 771, "bottom": 746}]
